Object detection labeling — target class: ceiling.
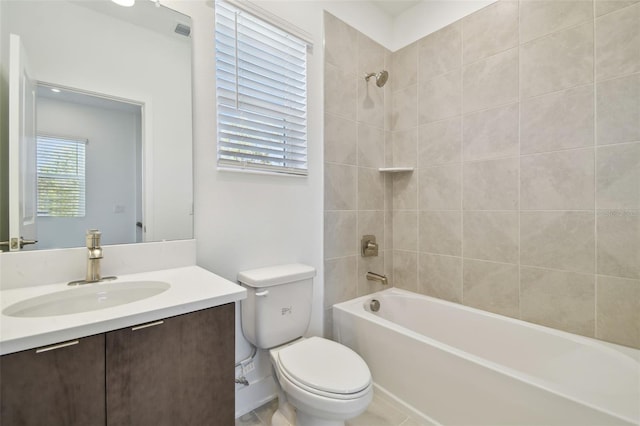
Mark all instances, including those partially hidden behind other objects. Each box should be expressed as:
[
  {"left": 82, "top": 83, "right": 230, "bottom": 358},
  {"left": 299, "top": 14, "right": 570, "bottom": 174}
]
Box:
[{"left": 370, "top": 0, "right": 422, "bottom": 17}]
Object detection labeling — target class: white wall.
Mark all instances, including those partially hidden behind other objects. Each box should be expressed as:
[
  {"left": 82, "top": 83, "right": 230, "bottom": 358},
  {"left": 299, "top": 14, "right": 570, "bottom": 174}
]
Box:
[
  {"left": 36, "top": 96, "right": 140, "bottom": 249},
  {"left": 5, "top": 0, "right": 192, "bottom": 243}
]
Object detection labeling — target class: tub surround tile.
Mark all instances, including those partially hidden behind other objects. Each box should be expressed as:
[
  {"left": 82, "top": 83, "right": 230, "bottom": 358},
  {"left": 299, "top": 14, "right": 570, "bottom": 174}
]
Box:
[
  {"left": 385, "top": 207, "right": 394, "bottom": 250},
  {"left": 384, "top": 83, "right": 393, "bottom": 132},
  {"left": 418, "top": 22, "right": 462, "bottom": 81},
  {"left": 596, "top": 73, "right": 640, "bottom": 145},
  {"left": 418, "top": 70, "right": 462, "bottom": 124},
  {"left": 325, "top": 163, "right": 357, "bottom": 210},
  {"left": 325, "top": 113, "right": 357, "bottom": 165},
  {"left": 520, "top": 0, "right": 594, "bottom": 43},
  {"left": 418, "top": 117, "right": 462, "bottom": 167},
  {"left": 520, "top": 266, "right": 595, "bottom": 337},
  {"left": 520, "top": 148, "right": 595, "bottom": 210},
  {"left": 418, "top": 253, "right": 463, "bottom": 303},
  {"left": 595, "top": 0, "right": 639, "bottom": 16},
  {"left": 463, "top": 48, "right": 519, "bottom": 113},
  {"left": 325, "top": 211, "right": 358, "bottom": 259},
  {"left": 393, "top": 172, "right": 418, "bottom": 210},
  {"left": 520, "top": 211, "right": 595, "bottom": 274},
  {"left": 596, "top": 143, "right": 640, "bottom": 209},
  {"left": 597, "top": 212, "right": 640, "bottom": 279},
  {"left": 463, "top": 1, "right": 519, "bottom": 64},
  {"left": 391, "top": 43, "right": 418, "bottom": 91},
  {"left": 359, "top": 210, "right": 385, "bottom": 246},
  {"left": 393, "top": 128, "right": 418, "bottom": 168},
  {"left": 358, "top": 167, "right": 385, "bottom": 211},
  {"left": 463, "top": 259, "right": 519, "bottom": 318},
  {"left": 463, "top": 211, "right": 519, "bottom": 264},
  {"left": 392, "top": 251, "right": 418, "bottom": 292},
  {"left": 324, "top": 257, "right": 357, "bottom": 309},
  {"left": 358, "top": 33, "right": 385, "bottom": 79},
  {"left": 324, "top": 3, "right": 640, "bottom": 351},
  {"left": 358, "top": 253, "right": 387, "bottom": 296},
  {"left": 418, "top": 164, "right": 462, "bottom": 211},
  {"left": 595, "top": 3, "right": 640, "bottom": 81},
  {"left": 419, "top": 211, "right": 462, "bottom": 256},
  {"left": 357, "top": 124, "right": 385, "bottom": 169},
  {"left": 359, "top": 210, "right": 385, "bottom": 277},
  {"left": 463, "top": 103, "right": 519, "bottom": 161},
  {"left": 520, "top": 23, "right": 594, "bottom": 99},
  {"left": 463, "top": 157, "right": 519, "bottom": 210},
  {"left": 393, "top": 211, "right": 418, "bottom": 252},
  {"left": 520, "top": 85, "right": 594, "bottom": 155},
  {"left": 391, "top": 85, "right": 418, "bottom": 131},
  {"left": 358, "top": 77, "right": 385, "bottom": 127},
  {"left": 384, "top": 249, "right": 394, "bottom": 288},
  {"left": 324, "top": 63, "right": 357, "bottom": 120},
  {"left": 596, "top": 275, "right": 640, "bottom": 348},
  {"left": 324, "top": 12, "right": 357, "bottom": 74},
  {"left": 384, "top": 131, "right": 394, "bottom": 167}
]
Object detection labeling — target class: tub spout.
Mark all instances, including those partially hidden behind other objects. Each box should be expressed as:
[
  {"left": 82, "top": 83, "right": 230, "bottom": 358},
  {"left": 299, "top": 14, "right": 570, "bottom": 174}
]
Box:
[{"left": 366, "top": 271, "right": 388, "bottom": 285}]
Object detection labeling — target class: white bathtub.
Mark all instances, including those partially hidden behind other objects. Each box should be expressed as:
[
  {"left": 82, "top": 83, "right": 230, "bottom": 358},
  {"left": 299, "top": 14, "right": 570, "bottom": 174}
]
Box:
[{"left": 333, "top": 288, "right": 640, "bottom": 426}]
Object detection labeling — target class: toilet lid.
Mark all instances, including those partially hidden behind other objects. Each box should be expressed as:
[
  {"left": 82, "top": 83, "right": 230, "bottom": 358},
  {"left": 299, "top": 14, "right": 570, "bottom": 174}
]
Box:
[{"left": 277, "top": 336, "right": 371, "bottom": 395}]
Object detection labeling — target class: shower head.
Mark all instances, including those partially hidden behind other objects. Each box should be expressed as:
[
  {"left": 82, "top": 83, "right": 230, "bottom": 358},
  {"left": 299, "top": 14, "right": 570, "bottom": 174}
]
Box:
[{"left": 365, "top": 70, "right": 389, "bottom": 88}]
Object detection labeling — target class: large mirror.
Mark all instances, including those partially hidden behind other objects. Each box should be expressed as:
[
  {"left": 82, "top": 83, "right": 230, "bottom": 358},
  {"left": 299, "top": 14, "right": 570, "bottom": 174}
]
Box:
[{"left": 0, "top": 0, "right": 193, "bottom": 250}]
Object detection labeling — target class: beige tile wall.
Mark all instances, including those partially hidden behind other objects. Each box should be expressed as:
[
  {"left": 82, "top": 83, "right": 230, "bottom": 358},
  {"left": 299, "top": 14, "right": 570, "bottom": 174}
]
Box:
[
  {"left": 386, "top": 0, "right": 639, "bottom": 349},
  {"left": 323, "top": 12, "right": 393, "bottom": 337},
  {"left": 324, "top": 1, "right": 639, "bottom": 349}
]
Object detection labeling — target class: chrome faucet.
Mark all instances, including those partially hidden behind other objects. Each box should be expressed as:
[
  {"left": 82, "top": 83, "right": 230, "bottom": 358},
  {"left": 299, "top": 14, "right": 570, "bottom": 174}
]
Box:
[
  {"left": 86, "top": 229, "right": 103, "bottom": 283},
  {"left": 366, "top": 271, "right": 388, "bottom": 286}
]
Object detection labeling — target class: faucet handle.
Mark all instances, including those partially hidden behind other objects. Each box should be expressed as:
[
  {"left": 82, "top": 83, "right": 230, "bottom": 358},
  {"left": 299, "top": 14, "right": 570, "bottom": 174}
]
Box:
[{"left": 86, "top": 229, "right": 101, "bottom": 249}]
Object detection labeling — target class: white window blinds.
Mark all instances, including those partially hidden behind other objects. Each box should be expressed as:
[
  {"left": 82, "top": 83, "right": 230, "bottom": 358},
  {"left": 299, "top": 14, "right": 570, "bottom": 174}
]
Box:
[
  {"left": 215, "top": 1, "right": 308, "bottom": 175},
  {"left": 36, "top": 135, "right": 86, "bottom": 217}
]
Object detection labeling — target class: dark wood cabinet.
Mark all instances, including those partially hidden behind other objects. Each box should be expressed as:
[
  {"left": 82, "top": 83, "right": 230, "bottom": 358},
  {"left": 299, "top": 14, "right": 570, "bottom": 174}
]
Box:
[
  {"left": 1, "top": 303, "right": 235, "bottom": 426},
  {"left": 106, "top": 303, "right": 235, "bottom": 426},
  {"left": 0, "top": 334, "right": 106, "bottom": 426}
]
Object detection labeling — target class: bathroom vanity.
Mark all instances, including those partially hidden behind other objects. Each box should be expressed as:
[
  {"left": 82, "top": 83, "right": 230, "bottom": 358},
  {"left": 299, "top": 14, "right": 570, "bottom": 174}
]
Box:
[{"left": 0, "top": 266, "right": 245, "bottom": 426}]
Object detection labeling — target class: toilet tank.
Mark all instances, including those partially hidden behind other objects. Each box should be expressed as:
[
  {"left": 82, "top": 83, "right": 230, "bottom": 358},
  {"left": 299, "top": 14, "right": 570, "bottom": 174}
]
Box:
[{"left": 238, "top": 264, "right": 316, "bottom": 349}]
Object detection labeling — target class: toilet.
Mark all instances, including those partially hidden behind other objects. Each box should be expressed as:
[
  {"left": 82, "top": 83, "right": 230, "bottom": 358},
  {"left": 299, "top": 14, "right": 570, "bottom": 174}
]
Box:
[{"left": 238, "top": 264, "right": 373, "bottom": 426}]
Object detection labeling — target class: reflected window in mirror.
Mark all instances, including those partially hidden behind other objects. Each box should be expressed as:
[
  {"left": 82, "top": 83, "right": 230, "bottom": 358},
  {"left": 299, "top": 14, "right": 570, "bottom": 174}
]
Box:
[{"left": 36, "top": 135, "right": 87, "bottom": 218}]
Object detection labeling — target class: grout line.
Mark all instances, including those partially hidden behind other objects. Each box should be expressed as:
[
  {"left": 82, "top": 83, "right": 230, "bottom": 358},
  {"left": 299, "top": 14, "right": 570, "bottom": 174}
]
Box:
[
  {"left": 415, "top": 41, "right": 421, "bottom": 293},
  {"left": 460, "top": 15, "right": 466, "bottom": 305},
  {"left": 517, "top": 0, "right": 522, "bottom": 321},
  {"left": 593, "top": 0, "right": 599, "bottom": 340}
]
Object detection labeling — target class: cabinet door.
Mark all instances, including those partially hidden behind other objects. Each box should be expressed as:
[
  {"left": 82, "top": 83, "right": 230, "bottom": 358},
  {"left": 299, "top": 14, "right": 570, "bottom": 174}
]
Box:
[
  {"left": 106, "top": 303, "right": 235, "bottom": 426},
  {"left": 0, "top": 334, "right": 106, "bottom": 426}
]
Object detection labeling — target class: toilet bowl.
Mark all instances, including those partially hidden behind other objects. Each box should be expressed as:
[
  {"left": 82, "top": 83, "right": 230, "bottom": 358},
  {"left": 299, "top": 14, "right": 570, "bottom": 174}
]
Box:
[
  {"left": 238, "top": 264, "right": 373, "bottom": 426},
  {"left": 270, "top": 337, "right": 373, "bottom": 425}
]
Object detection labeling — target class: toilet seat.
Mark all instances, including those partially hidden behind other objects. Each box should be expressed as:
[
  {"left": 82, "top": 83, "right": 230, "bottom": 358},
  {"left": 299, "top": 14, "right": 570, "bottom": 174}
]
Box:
[{"left": 274, "top": 337, "right": 371, "bottom": 400}]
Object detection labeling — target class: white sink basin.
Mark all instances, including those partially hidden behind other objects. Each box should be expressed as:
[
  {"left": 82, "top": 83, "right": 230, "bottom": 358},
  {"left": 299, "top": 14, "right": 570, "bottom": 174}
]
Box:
[{"left": 2, "top": 281, "right": 170, "bottom": 318}]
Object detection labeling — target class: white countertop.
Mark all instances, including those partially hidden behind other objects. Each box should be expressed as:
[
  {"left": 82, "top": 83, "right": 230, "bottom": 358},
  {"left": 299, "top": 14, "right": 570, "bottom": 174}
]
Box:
[{"left": 0, "top": 266, "right": 246, "bottom": 355}]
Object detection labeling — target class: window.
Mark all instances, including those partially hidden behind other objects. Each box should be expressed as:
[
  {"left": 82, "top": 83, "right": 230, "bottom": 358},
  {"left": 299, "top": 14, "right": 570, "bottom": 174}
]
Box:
[
  {"left": 36, "top": 135, "right": 86, "bottom": 217},
  {"left": 215, "top": 1, "right": 309, "bottom": 175}
]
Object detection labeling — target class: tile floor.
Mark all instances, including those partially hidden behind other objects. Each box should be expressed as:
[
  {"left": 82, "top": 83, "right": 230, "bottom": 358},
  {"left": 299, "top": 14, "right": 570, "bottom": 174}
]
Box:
[{"left": 235, "top": 391, "right": 429, "bottom": 426}]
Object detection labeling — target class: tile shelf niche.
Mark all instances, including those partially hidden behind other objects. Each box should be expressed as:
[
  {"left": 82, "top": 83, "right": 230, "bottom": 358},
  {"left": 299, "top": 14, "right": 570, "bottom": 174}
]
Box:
[{"left": 378, "top": 167, "right": 414, "bottom": 173}]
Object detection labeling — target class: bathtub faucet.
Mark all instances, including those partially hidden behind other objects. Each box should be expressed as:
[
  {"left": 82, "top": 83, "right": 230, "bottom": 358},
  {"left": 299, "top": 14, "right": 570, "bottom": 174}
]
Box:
[{"left": 366, "top": 272, "right": 388, "bottom": 285}]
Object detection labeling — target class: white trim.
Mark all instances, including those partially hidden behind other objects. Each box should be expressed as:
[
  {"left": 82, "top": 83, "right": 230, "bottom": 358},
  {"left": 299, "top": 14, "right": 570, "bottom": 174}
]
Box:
[{"left": 213, "top": 0, "right": 314, "bottom": 48}]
